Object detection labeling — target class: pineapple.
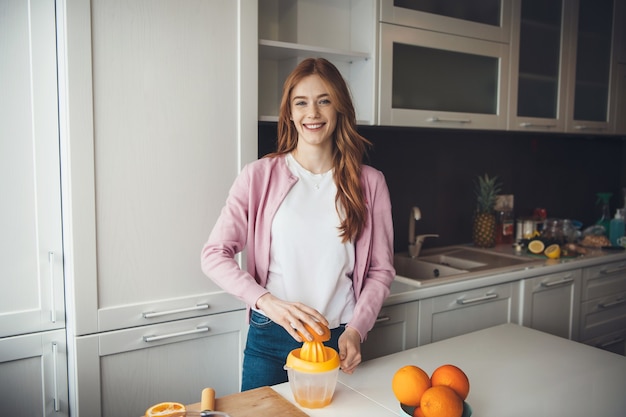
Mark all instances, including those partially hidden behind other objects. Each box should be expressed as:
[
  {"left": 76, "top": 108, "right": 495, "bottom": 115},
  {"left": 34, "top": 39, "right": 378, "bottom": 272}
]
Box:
[{"left": 472, "top": 174, "right": 502, "bottom": 248}]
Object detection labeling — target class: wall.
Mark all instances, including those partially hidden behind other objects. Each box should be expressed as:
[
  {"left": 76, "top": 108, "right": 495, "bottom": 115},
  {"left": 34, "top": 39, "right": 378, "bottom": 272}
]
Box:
[{"left": 259, "top": 122, "right": 625, "bottom": 252}]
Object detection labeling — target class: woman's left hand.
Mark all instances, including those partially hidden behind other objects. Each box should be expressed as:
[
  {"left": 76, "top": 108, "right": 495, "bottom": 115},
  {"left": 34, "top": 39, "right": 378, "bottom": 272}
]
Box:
[{"left": 338, "top": 327, "right": 362, "bottom": 374}]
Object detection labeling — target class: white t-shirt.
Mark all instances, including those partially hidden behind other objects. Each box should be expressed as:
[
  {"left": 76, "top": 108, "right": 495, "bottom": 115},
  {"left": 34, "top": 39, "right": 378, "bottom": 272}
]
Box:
[{"left": 264, "top": 153, "right": 356, "bottom": 328}]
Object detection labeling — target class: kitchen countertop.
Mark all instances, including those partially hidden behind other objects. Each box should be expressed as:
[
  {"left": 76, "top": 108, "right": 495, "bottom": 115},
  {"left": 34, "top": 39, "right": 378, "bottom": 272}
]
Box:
[
  {"left": 385, "top": 244, "right": 626, "bottom": 304},
  {"left": 272, "top": 323, "right": 626, "bottom": 417}
]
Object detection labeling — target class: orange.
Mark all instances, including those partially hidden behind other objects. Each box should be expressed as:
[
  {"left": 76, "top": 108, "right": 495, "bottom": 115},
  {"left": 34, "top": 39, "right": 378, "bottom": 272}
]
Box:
[
  {"left": 420, "top": 386, "right": 464, "bottom": 417},
  {"left": 296, "top": 322, "right": 331, "bottom": 343},
  {"left": 391, "top": 365, "right": 432, "bottom": 407},
  {"left": 430, "top": 364, "right": 470, "bottom": 400},
  {"left": 413, "top": 406, "right": 426, "bottom": 417},
  {"left": 144, "top": 402, "right": 185, "bottom": 417}
]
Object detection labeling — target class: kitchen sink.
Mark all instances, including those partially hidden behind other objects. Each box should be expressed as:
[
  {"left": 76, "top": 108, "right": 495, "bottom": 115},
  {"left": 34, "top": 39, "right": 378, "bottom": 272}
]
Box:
[
  {"left": 394, "top": 246, "right": 536, "bottom": 282},
  {"left": 394, "top": 255, "right": 468, "bottom": 280}
]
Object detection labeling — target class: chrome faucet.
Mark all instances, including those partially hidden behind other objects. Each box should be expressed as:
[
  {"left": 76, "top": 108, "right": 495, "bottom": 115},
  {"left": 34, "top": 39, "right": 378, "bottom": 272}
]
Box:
[{"left": 408, "top": 206, "right": 439, "bottom": 258}]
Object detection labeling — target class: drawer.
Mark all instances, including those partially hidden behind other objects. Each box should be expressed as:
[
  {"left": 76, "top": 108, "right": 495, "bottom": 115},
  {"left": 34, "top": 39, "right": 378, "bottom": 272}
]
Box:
[
  {"left": 431, "top": 282, "right": 515, "bottom": 312},
  {"left": 579, "top": 291, "right": 626, "bottom": 340},
  {"left": 581, "top": 328, "right": 626, "bottom": 356},
  {"left": 582, "top": 261, "right": 626, "bottom": 301}
]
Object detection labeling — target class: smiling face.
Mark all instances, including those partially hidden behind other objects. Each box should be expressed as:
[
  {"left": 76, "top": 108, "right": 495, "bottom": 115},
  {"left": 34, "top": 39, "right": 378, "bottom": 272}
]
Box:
[{"left": 290, "top": 74, "right": 338, "bottom": 153}]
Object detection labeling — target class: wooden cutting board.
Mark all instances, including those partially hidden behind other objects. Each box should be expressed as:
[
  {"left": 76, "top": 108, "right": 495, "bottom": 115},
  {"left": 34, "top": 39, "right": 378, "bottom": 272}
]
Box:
[{"left": 185, "top": 386, "right": 309, "bottom": 417}]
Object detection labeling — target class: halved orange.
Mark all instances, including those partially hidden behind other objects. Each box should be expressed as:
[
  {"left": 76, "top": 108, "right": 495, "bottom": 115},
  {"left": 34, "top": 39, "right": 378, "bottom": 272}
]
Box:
[
  {"left": 297, "top": 322, "right": 331, "bottom": 343},
  {"left": 145, "top": 402, "right": 185, "bottom": 417}
]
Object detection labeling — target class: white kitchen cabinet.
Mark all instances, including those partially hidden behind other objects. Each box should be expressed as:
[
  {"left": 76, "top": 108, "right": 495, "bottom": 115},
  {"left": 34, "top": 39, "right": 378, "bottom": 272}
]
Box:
[
  {"left": 380, "top": 0, "right": 512, "bottom": 43},
  {"left": 0, "top": 0, "right": 65, "bottom": 339},
  {"left": 378, "top": 22, "right": 510, "bottom": 130},
  {"left": 0, "top": 329, "right": 69, "bottom": 417},
  {"left": 73, "top": 310, "right": 246, "bottom": 417},
  {"left": 58, "top": 0, "right": 258, "bottom": 415},
  {"left": 361, "top": 301, "right": 419, "bottom": 361},
  {"left": 579, "top": 261, "right": 626, "bottom": 354},
  {"left": 520, "top": 269, "right": 582, "bottom": 340},
  {"left": 258, "top": 0, "right": 377, "bottom": 124},
  {"left": 0, "top": 1, "right": 70, "bottom": 416},
  {"left": 60, "top": 0, "right": 256, "bottom": 335},
  {"left": 418, "top": 282, "right": 520, "bottom": 345},
  {"left": 564, "top": 0, "right": 618, "bottom": 134}
]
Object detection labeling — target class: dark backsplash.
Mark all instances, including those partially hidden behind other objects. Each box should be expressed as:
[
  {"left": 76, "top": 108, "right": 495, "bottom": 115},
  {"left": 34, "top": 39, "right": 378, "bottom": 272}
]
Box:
[{"left": 259, "top": 122, "right": 626, "bottom": 253}]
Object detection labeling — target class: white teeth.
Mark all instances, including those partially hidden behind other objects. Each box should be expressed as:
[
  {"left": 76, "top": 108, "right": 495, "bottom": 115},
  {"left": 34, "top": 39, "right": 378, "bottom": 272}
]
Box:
[{"left": 306, "top": 123, "right": 323, "bottom": 129}]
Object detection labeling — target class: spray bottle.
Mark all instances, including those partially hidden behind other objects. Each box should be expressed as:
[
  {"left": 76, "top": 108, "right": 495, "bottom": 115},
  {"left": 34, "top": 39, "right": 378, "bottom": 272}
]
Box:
[
  {"left": 609, "top": 208, "right": 625, "bottom": 247},
  {"left": 596, "top": 192, "right": 612, "bottom": 236}
]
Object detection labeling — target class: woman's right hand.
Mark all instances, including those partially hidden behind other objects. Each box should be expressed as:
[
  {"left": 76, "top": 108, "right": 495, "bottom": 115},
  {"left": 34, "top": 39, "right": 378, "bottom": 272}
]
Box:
[{"left": 255, "top": 293, "right": 328, "bottom": 343}]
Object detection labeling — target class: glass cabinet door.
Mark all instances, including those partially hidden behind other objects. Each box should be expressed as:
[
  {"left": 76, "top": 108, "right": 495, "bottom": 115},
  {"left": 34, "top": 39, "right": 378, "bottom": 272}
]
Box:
[
  {"left": 379, "top": 23, "right": 509, "bottom": 130},
  {"left": 572, "top": 0, "right": 614, "bottom": 123},
  {"left": 508, "top": 0, "right": 568, "bottom": 131},
  {"left": 517, "top": 0, "right": 563, "bottom": 119},
  {"left": 380, "top": 0, "right": 511, "bottom": 43},
  {"left": 394, "top": 0, "right": 502, "bottom": 26}
]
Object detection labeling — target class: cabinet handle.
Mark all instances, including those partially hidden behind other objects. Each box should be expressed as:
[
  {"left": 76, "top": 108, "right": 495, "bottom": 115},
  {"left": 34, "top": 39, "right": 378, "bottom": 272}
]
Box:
[
  {"left": 573, "top": 125, "right": 606, "bottom": 131},
  {"left": 143, "top": 303, "right": 210, "bottom": 319},
  {"left": 456, "top": 293, "right": 498, "bottom": 305},
  {"left": 52, "top": 342, "right": 60, "bottom": 412},
  {"left": 375, "top": 316, "right": 391, "bottom": 324},
  {"left": 600, "top": 266, "right": 626, "bottom": 275},
  {"left": 540, "top": 276, "right": 574, "bottom": 287},
  {"left": 48, "top": 251, "right": 56, "bottom": 323},
  {"left": 427, "top": 116, "right": 471, "bottom": 124},
  {"left": 520, "top": 122, "right": 556, "bottom": 129},
  {"left": 599, "top": 298, "right": 625, "bottom": 309},
  {"left": 598, "top": 337, "right": 625, "bottom": 349},
  {"left": 143, "top": 326, "right": 210, "bottom": 342}
]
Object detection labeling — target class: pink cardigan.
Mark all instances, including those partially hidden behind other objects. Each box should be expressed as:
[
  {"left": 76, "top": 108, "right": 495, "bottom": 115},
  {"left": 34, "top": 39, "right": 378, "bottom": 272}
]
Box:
[{"left": 200, "top": 155, "right": 395, "bottom": 341}]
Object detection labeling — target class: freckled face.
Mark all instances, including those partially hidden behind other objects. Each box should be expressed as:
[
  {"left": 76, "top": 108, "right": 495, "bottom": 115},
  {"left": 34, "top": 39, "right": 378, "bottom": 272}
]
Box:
[{"left": 290, "top": 74, "right": 337, "bottom": 150}]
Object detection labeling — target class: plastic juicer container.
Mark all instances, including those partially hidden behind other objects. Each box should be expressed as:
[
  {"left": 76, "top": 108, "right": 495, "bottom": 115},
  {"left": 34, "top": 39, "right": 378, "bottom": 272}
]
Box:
[{"left": 284, "top": 340, "right": 340, "bottom": 408}]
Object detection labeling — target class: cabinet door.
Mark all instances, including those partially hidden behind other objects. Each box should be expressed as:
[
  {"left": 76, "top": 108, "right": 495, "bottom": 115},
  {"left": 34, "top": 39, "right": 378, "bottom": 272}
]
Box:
[
  {"left": 580, "top": 290, "right": 626, "bottom": 340},
  {"left": 418, "top": 282, "right": 519, "bottom": 345},
  {"left": 73, "top": 310, "right": 246, "bottom": 417},
  {"left": 361, "top": 302, "right": 419, "bottom": 361},
  {"left": 0, "top": 330, "right": 69, "bottom": 417},
  {"left": 0, "top": 0, "right": 64, "bottom": 338},
  {"left": 565, "top": 0, "right": 616, "bottom": 133},
  {"left": 614, "top": 65, "right": 626, "bottom": 134},
  {"left": 520, "top": 269, "right": 581, "bottom": 340},
  {"left": 64, "top": 0, "right": 257, "bottom": 335},
  {"left": 508, "top": 0, "right": 571, "bottom": 131},
  {"left": 379, "top": 23, "right": 509, "bottom": 130},
  {"left": 380, "top": 0, "right": 512, "bottom": 43}
]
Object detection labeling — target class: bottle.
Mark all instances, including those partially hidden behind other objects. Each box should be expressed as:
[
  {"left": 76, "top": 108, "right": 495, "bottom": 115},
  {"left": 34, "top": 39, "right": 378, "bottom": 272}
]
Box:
[
  {"left": 495, "top": 196, "right": 514, "bottom": 244},
  {"left": 609, "top": 208, "right": 625, "bottom": 247},
  {"left": 596, "top": 192, "right": 612, "bottom": 236}
]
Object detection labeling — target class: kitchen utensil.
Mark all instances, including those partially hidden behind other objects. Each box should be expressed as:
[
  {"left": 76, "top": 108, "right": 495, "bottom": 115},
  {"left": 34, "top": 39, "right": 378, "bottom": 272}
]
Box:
[
  {"left": 284, "top": 340, "right": 340, "bottom": 408},
  {"left": 184, "top": 386, "right": 308, "bottom": 417}
]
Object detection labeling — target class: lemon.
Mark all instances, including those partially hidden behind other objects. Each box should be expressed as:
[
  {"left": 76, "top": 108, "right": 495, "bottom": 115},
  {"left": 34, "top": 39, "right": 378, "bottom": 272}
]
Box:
[
  {"left": 527, "top": 240, "right": 545, "bottom": 254},
  {"left": 145, "top": 402, "right": 186, "bottom": 417},
  {"left": 544, "top": 244, "right": 561, "bottom": 259}
]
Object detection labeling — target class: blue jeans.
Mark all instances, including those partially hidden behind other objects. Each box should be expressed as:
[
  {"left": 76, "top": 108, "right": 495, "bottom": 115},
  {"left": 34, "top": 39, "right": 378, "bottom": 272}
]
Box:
[{"left": 241, "top": 310, "right": 344, "bottom": 391}]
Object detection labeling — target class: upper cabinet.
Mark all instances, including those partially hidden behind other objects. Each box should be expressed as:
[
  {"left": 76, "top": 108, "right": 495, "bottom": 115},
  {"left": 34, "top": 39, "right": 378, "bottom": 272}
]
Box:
[
  {"left": 509, "top": 0, "right": 621, "bottom": 134},
  {"left": 258, "top": 0, "right": 377, "bottom": 124},
  {"left": 380, "top": 0, "right": 512, "bottom": 43},
  {"left": 378, "top": 0, "right": 511, "bottom": 130},
  {"left": 565, "top": 0, "right": 617, "bottom": 133},
  {"left": 508, "top": 0, "right": 571, "bottom": 131}
]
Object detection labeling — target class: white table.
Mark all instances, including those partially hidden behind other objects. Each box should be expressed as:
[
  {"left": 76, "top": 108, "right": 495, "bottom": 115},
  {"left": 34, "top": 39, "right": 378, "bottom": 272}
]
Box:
[{"left": 273, "top": 324, "right": 626, "bottom": 417}]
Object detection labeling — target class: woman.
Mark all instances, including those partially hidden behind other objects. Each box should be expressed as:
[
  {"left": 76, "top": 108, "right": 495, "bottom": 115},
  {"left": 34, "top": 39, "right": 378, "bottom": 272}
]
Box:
[{"left": 201, "top": 58, "right": 395, "bottom": 390}]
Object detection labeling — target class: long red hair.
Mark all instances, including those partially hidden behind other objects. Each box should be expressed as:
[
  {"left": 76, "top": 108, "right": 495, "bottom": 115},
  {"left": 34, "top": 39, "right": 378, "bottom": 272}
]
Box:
[{"left": 268, "top": 58, "right": 371, "bottom": 242}]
